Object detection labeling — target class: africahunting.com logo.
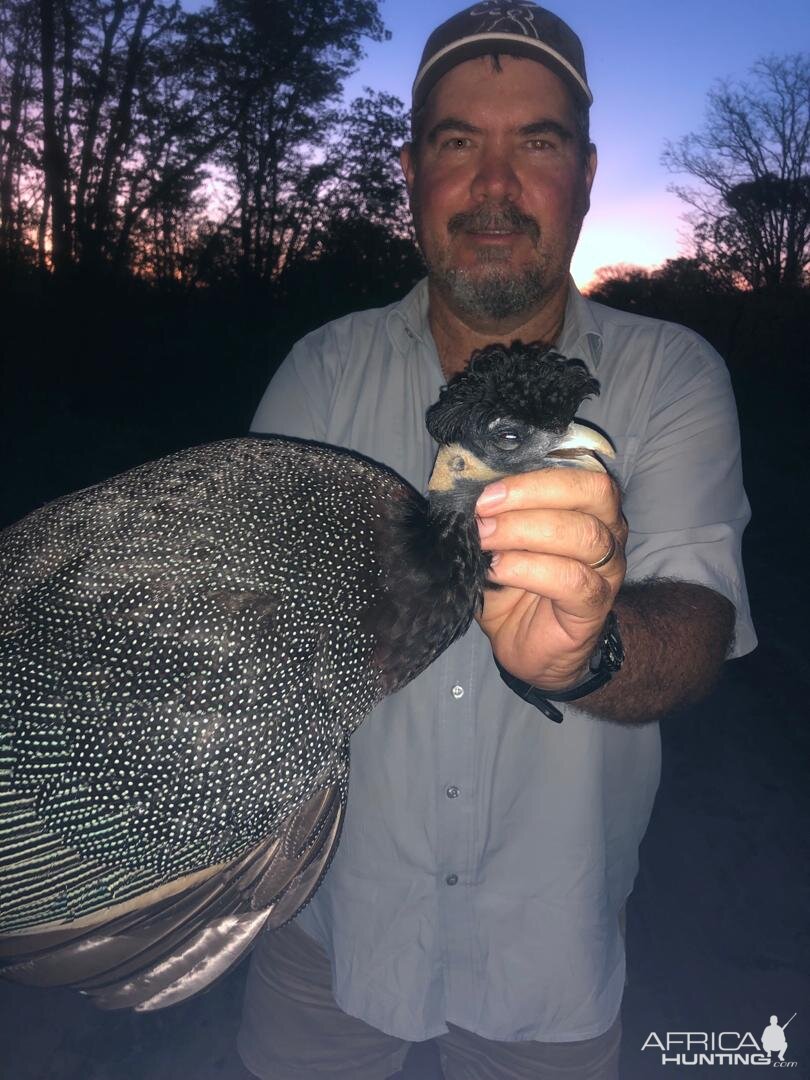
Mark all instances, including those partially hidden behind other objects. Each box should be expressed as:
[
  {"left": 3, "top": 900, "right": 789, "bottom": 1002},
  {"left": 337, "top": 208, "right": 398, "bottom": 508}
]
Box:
[{"left": 641, "top": 1013, "right": 798, "bottom": 1067}]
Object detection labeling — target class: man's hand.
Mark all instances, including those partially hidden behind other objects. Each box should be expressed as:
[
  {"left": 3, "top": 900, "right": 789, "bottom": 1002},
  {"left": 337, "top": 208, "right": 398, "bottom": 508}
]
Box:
[{"left": 474, "top": 466, "right": 628, "bottom": 689}]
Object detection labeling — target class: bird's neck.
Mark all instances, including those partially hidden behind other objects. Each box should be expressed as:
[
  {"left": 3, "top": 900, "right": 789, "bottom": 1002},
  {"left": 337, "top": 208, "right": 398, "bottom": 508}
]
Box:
[
  {"left": 367, "top": 486, "right": 491, "bottom": 695},
  {"left": 426, "top": 485, "right": 492, "bottom": 595}
]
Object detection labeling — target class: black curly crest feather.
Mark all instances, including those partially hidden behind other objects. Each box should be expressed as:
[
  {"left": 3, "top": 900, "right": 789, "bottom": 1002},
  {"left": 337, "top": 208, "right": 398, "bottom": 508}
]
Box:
[{"left": 425, "top": 341, "right": 599, "bottom": 447}]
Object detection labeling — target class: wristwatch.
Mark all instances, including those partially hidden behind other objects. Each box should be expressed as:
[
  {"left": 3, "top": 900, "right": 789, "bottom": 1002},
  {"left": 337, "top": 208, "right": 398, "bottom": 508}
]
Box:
[{"left": 495, "top": 611, "right": 624, "bottom": 724}]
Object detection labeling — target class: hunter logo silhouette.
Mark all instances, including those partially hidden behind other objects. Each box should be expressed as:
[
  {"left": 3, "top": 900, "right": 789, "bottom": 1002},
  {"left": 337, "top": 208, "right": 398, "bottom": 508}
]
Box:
[{"left": 761, "top": 1014, "right": 796, "bottom": 1062}]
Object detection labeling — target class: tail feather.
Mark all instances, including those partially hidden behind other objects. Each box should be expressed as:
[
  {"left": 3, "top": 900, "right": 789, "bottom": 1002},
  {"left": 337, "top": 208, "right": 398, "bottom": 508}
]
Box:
[{"left": 0, "top": 782, "right": 344, "bottom": 1009}]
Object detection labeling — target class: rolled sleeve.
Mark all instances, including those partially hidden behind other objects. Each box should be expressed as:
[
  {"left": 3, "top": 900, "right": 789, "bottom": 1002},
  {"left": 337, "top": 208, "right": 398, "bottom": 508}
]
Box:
[{"left": 622, "top": 329, "right": 757, "bottom": 658}]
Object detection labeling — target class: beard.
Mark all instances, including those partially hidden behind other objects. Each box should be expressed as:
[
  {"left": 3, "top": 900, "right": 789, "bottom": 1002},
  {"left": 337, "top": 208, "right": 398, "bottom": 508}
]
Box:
[
  {"left": 435, "top": 259, "right": 548, "bottom": 322},
  {"left": 418, "top": 200, "right": 578, "bottom": 322}
]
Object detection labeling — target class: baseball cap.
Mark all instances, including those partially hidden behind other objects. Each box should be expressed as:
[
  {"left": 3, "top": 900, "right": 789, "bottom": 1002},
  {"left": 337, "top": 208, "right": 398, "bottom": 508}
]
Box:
[{"left": 412, "top": 2, "right": 592, "bottom": 113}]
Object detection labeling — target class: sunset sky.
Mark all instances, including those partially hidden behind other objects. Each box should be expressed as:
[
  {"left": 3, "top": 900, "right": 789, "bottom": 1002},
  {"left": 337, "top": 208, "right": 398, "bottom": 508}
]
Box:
[{"left": 338, "top": 0, "right": 808, "bottom": 288}]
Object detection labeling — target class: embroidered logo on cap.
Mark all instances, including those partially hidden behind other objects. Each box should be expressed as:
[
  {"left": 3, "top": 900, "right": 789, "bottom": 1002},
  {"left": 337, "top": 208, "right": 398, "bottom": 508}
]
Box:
[{"left": 469, "top": 3, "right": 542, "bottom": 37}]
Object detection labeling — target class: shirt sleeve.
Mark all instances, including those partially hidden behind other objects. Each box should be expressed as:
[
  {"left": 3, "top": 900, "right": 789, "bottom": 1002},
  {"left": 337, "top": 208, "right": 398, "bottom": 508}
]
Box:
[
  {"left": 622, "top": 327, "right": 757, "bottom": 659},
  {"left": 250, "top": 327, "right": 339, "bottom": 442}
]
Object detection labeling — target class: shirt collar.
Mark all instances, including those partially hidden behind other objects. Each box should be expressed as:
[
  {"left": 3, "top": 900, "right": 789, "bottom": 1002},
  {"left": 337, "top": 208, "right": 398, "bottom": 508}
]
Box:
[
  {"left": 386, "top": 275, "right": 603, "bottom": 370},
  {"left": 559, "top": 278, "right": 604, "bottom": 371},
  {"left": 385, "top": 278, "right": 432, "bottom": 355}
]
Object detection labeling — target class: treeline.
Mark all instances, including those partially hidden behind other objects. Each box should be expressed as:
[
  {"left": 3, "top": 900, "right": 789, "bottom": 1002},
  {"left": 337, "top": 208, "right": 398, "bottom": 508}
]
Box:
[
  {"left": 1, "top": 5, "right": 808, "bottom": 535},
  {"left": 0, "top": 0, "right": 421, "bottom": 287},
  {"left": 2, "top": 0, "right": 807, "bottom": 296},
  {"left": 661, "top": 54, "right": 810, "bottom": 292},
  {"left": 585, "top": 258, "right": 810, "bottom": 370}
]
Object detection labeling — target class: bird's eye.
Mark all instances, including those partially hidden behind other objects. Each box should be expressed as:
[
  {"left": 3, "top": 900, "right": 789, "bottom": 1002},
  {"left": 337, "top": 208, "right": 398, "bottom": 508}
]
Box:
[
  {"left": 486, "top": 419, "right": 526, "bottom": 451},
  {"left": 493, "top": 430, "right": 522, "bottom": 451}
]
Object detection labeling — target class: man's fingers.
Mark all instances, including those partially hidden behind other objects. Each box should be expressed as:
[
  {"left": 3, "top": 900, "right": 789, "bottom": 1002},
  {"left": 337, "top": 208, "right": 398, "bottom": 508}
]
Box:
[
  {"left": 486, "top": 551, "right": 613, "bottom": 616},
  {"left": 478, "top": 508, "right": 625, "bottom": 572},
  {"left": 476, "top": 467, "right": 622, "bottom": 524}
]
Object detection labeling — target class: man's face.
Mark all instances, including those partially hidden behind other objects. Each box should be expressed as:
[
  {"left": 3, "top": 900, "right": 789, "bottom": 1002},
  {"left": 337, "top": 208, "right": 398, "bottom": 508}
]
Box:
[{"left": 401, "top": 55, "right": 596, "bottom": 325}]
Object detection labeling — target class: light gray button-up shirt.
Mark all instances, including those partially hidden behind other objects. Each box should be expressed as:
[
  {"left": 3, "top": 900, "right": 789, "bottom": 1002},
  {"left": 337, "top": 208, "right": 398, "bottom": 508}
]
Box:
[{"left": 249, "top": 278, "right": 756, "bottom": 1043}]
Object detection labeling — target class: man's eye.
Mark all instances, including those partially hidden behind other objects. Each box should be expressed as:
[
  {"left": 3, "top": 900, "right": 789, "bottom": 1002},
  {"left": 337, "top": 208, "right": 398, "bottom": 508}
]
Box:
[
  {"left": 442, "top": 137, "right": 472, "bottom": 150},
  {"left": 527, "top": 138, "right": 555, "bottom": 151}
]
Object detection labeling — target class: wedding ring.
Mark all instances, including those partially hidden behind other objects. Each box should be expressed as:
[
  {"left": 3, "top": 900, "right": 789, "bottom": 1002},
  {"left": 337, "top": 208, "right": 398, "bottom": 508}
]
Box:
[{"left": 589, "top": 532, "right": 616, "bottom": 570}]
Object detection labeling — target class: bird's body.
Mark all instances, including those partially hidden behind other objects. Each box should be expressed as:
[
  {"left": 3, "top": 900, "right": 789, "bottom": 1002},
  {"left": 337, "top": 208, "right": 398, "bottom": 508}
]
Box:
[
  {"left": 0, "top": 438, "right": 403, "bottom": 925},
  {"left": 0, "top": 346, "right": 610, "bottom": 1010}
]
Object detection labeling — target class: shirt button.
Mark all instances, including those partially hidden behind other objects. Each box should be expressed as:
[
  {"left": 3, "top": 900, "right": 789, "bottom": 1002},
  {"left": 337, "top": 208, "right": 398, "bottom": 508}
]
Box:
[
  {"left": 451, "top": 685, "right": 464, "bottom": 699},
  {"left": 445, "top": 874, "right": 458, "bottom": 886},
  {"left": 445, "top": 785, "right": 460, "bottom": 799}
]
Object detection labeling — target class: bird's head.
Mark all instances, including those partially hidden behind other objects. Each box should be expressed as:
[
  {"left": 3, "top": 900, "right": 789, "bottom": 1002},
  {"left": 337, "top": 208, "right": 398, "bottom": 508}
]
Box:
[{"left": 426, "top": 342, "right": 613, "bottom": 513}]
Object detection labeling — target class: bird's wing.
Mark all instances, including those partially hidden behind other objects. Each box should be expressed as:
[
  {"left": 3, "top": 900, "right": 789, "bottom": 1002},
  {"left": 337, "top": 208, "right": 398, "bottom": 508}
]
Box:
[
  {"left": 0, "top": 437, "right": 395, "bottom": 1005},
  {"left": 0, "top": 779, "right": 343, "bottom": 1010}
]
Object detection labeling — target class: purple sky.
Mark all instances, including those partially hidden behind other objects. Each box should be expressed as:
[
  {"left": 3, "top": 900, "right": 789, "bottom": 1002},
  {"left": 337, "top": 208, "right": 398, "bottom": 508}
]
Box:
[{"left": 341, "top": 0, "right": 809, "bottom": 286}]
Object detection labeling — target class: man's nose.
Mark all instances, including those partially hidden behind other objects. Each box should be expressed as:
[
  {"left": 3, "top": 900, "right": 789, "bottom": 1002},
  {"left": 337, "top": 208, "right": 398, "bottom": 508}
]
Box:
[{"left": 470, "top": 151, "right": 521, "bottom": 203}]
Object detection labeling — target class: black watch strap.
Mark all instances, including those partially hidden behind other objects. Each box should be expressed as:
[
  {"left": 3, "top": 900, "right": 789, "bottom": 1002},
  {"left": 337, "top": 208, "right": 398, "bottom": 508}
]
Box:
[
  {"left": 494, "top": 660, "right": 566, "bottom": 723},
  {"left": 495, "top": 611, "right": 624, "bottom": 723}
]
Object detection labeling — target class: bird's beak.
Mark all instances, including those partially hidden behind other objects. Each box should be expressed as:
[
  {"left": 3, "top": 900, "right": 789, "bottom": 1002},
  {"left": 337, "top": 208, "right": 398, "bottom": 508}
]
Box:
[
  {"left": 428, "top": 444, "right": 502, "bottom": 492},
  {"left": 547, "top": 422, "right": 615, "bottom": 473}
]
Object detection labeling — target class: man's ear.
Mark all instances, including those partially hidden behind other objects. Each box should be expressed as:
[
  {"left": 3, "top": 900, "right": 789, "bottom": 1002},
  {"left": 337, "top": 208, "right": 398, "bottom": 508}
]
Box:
[
  {"left": 400, "top": 142, "right": 416, "bottom": 196},
  {"left": 581, "top": 143, "right": 597, "bottom": 214},
  {"left": 585, "top": 143, "right": 597, "bottom": 196}
]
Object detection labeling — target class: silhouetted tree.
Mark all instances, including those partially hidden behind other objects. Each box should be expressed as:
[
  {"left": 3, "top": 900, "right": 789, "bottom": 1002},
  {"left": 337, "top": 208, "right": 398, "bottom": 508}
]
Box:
[
  {"left": 587, "top": 263, "right": 654, "bottom": 309},
  {"left": 325, "top": 89, "right": 411, "bottom": 229},
  {"left": 586, "top": 259, "right": 730, "bottom": 320},
  {"left": 294, "top": 88, "right": 413, "bottom": 266},
  {"left": 66, "top": 0, "right": 216, "bottom": 273},
  {"left": 38, "top": 0, "right": 71, "bottom": 269},
  {"left": 187, "top": 0, "right": 387, "bottom": 286},
  {"left": 663, "top": 54, "right": 810, "bottom": 289},
  {"left": 0, "top": 0, "right": 39, "bottom": 263},
  {"left": 0, "top": 0, "right": 413, "bottom": 286},
  {"left": 1, "top": 0, "right": 216, "bottom": 273}
]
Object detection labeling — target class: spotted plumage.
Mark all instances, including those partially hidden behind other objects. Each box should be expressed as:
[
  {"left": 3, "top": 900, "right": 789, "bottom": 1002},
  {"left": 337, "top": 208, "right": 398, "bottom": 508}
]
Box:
[{"left": 0, "top": 344, "right": 608, "bottom": 1010}]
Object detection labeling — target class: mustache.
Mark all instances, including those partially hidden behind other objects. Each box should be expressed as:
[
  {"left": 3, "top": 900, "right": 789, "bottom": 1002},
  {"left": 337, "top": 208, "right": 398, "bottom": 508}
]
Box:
[{"left": 447, "top": 203, "right": 540, "bottom": 245}]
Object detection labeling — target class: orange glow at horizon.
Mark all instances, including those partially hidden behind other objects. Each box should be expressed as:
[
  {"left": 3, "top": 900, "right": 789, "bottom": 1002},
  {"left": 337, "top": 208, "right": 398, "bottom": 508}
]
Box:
[{"left": 570, "top": 192, "right": 686, "bottom": 292}]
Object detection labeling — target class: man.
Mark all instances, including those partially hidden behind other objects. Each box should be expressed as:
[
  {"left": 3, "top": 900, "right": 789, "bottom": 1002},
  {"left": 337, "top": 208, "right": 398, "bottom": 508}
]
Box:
[{"left": 238, "top": 3, "right": 756, "bottom": 1078}]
